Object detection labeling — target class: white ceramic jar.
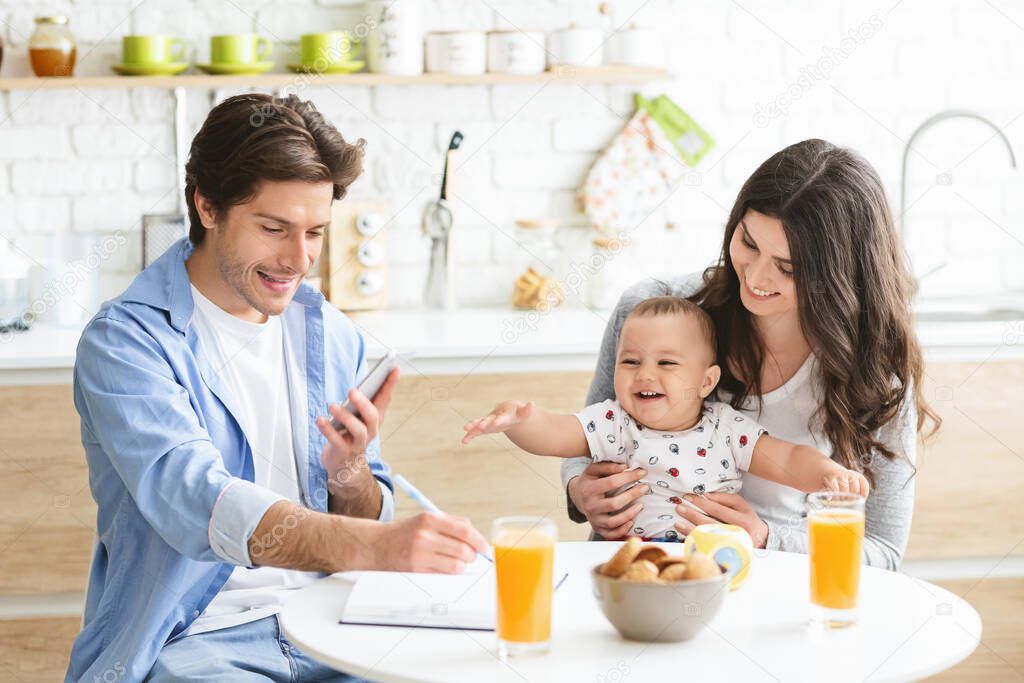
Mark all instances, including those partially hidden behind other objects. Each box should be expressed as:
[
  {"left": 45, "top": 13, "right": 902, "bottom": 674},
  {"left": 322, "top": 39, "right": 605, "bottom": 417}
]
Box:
[
  {"left": 0, "top": 247, "right": 30, "bottom": 326},
  {"left": 425, "top": 31, "right": 486, "bottom": 75},
  {"left": 585, "top": 236, "right": 633, "bottom": 310},
  {"left": 365, "top": 0, "right": 423, "bottom": 75},
  {"left": 487, "top": 30, "right": 546, "bottom": 74},
  {"left": 547, "top": 26, "right": 603, "bottom": 68},
  {"left": 606, "top": 25, "right": 664, "bottom": 67}
]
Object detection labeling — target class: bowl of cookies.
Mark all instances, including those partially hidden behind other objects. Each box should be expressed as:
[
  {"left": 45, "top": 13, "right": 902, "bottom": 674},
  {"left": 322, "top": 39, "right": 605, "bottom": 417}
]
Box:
[{"left": 591, "top": 537, "right": 728, "bottom": 642}]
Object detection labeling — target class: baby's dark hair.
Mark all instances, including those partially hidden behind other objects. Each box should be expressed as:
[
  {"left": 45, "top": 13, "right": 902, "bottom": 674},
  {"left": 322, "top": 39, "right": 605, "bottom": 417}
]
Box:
[{"left": 625, "top": 295, "right": 718, "bottom": 363}]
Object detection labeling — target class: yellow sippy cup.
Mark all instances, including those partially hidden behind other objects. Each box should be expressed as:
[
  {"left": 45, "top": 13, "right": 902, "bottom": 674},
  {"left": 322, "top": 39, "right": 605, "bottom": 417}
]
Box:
[{"left": 683, "top": 523, "right": 754, "bottom": 590}]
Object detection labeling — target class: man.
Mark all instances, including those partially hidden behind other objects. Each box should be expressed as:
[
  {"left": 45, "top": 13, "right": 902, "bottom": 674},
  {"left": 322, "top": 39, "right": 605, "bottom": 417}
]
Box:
[{"left": 66, "top": 93, "right": 487, "bottom": 682}]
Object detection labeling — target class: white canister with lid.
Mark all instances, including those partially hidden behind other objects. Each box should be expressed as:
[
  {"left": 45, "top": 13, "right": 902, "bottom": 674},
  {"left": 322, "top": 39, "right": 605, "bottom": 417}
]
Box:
[
  {"left": 586, "top": 236, "right": 633, "bottom": 310},
  {"left": 426, "top": 31, "right": 486, "bottom": 75},
  {"left": 487, "top": 30, "right": 546, "bottom": 74},
  {"left": 547, "top": 26, "right": 603, "bottom": 68},
  {"left": 366, "top": 0, "right": 423, "bottom": 75},
  {"left": 607, "top": 25, "right": 664, "bottom": 67},
  {"left": 0, "top": 245, "right": 30, "bottom": 325}
]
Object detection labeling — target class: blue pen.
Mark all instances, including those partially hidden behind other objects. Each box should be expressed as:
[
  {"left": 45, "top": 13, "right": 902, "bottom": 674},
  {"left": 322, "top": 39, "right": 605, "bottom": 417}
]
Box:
[{"left": 393, "top": 474, "right": 494, "bottom": 563}]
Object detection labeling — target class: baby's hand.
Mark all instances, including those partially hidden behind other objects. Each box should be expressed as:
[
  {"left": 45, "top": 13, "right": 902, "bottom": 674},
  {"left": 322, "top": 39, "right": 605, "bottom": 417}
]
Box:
[
  {"left": 461, "top": 400, "right": 535, "bottom": 444},
  {"left": 823, "top": 469, "right": 870, "bottom": 498}
]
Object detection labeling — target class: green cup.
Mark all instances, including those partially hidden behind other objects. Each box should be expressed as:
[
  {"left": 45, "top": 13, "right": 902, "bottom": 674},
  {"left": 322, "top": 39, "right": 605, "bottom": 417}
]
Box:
[
  {"left": 210, "top": 33, "right": 272, "bottom": 64},
  {"left": 299, "top": 31, "right": 359, "bottom": 68},
  {"left": 122, "top": 35, "right": 185, "bottom": 65}
]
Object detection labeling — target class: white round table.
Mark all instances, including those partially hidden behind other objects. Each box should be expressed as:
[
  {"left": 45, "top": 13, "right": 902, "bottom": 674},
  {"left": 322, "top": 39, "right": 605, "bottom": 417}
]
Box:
[{"left": 280, "top": 542, "right": 981, "bottom": 683}]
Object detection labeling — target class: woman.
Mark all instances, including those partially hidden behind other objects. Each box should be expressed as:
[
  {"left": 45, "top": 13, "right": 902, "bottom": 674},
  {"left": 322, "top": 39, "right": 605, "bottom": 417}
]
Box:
[{"left": 561, "top": 138, "right": 940, "bottom": 570}]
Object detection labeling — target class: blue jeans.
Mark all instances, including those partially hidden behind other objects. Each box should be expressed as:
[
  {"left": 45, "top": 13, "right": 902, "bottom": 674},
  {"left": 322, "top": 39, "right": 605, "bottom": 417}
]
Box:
[{"left": 146, "top": 614, "right": 371, "bottom": 682}]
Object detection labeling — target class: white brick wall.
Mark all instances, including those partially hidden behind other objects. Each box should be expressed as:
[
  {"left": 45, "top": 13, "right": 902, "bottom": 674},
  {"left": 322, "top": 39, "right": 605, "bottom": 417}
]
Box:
[
  {"left": 11, "top": 159, "right": 132, "bottom": 196},
  {"left": 70, "top": 123, "right": 173, "bottom": 159},
  {"left": 0, "top": 124, "right": 71, "bottom": 160},
  {"left": 0, "top": 0, "right": 1021, "bottom": 307},
  {"left": 373, "top": 86, "right": 491, "bottom": 121},
  {"left": 0, "top": 196, "right": 71, "bottom": 234},
  {"left": 7, "top": 88, "right": 131, "bottom": 124}
]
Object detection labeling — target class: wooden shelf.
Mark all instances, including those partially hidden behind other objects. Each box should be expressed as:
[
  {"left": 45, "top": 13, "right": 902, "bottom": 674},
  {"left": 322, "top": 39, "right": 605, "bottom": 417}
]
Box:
[{"left": 0, "top": 66, "right": 670, "bottom": 91}]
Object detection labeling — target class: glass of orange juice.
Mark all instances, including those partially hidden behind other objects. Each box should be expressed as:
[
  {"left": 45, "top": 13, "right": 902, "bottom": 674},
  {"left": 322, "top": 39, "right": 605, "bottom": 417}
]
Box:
[
  {"left": 807, "top": 491, "right": 865, "bottom": 628},
  {"left": 492, "top": 516, "right": 556, "bottom": 659}
]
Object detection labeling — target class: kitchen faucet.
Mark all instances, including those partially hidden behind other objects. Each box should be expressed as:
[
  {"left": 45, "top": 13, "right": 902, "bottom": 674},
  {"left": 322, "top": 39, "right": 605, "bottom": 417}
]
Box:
[{"left": 899, "top": 110, "right": 1017, "bottom": 277}]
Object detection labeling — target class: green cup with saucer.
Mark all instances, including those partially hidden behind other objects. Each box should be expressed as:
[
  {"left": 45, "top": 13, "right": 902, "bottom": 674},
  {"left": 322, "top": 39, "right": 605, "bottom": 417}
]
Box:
[
  {"left": 112, "top": 35, "right": 189, "bottom": 76},
  {"left": 198, "top": 34, "right": 274, "bottom": 75},
  {"left": 288, "top": 31, "right": 364, "bottom": 74}
]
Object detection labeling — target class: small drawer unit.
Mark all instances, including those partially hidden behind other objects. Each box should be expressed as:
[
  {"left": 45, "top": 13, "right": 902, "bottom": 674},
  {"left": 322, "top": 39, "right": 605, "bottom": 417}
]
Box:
[{"left": 323, "top": 199, "right": 389, "bottom": 311}]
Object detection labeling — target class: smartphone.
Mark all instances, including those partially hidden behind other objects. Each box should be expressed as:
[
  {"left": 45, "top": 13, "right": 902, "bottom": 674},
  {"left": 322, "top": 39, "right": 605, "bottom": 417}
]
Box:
[{"left": 329, "top": 351, "right": 412, "bottom": 431}]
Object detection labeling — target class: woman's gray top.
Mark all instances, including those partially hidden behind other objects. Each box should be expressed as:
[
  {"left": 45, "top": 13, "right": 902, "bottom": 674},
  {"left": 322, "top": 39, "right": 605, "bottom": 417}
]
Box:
[{"left": 560, "top": 275, "right": 917, "bottom": 570}]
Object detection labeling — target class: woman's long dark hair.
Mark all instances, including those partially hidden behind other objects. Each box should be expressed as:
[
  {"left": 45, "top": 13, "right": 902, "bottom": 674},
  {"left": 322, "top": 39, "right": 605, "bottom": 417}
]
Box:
[{"left": 691, "top": 139, "right": 939, "bottom": 484}]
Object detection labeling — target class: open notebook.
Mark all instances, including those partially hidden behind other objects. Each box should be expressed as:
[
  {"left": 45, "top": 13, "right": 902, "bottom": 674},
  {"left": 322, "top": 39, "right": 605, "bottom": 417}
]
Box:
[{"left": 339, "top": 557, "right": 569, "bottom": 631}]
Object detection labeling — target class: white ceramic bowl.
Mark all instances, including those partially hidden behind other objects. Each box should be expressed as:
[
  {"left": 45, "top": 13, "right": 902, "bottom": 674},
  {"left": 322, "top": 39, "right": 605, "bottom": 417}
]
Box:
[{"left": 590, "top": 563, "right": 729, "bottom": 642}]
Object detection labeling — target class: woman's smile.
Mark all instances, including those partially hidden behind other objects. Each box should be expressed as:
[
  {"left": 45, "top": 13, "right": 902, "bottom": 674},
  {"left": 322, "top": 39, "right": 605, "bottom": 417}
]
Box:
[{"left": 744, "top": 276, "right": 780, "bottom": 299}]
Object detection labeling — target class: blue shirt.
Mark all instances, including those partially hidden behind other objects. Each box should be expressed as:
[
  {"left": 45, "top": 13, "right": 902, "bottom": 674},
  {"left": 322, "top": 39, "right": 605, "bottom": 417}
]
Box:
[{"left": 65, "top": 239, "right": 395, "bottom": 682}]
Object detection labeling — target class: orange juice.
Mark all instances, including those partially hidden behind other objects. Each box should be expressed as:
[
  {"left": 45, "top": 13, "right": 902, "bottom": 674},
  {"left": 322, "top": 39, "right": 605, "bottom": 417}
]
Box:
[
  {"left": 808, "top": 510, "right": 864, "bottom": 610},
  {"left": 494, "top": 530, "right": 554, "bottom": 644}
]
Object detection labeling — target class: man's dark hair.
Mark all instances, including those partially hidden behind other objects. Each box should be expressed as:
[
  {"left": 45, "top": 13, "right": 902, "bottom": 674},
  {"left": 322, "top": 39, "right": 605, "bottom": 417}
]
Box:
[{"left": 184, "top": 93, "right": 365, "bottom": 245}]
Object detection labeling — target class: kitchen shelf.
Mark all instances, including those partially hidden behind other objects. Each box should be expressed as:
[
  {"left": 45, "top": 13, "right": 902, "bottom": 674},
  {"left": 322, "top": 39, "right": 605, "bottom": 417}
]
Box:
[{"left": 0, "top": 66, "right": 670, "bottom": 91}]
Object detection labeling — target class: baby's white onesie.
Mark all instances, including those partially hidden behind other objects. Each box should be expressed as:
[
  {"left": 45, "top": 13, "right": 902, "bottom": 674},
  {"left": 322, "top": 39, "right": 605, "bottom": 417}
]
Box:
[{"left": 575, "top": 399, "right": 769, "bottom": 539}]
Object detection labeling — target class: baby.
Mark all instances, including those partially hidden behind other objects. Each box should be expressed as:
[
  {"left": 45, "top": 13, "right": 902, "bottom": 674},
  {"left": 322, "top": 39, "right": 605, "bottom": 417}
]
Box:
[{"left": 463, "top": 296, "right": 869, "bottom": 540}]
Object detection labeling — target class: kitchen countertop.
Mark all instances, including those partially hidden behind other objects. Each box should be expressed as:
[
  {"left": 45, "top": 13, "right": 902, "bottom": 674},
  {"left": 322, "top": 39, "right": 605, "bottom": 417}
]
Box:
[
  {"left": 0, "top": 307, "right": 612, "bottom": 385},
  {"left": 1, "top": 306, "right": 1022, "bottom": 385}
]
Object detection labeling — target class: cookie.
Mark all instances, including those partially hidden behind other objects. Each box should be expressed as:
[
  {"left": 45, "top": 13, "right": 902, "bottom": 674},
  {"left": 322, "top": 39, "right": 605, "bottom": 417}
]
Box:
[
  {"left": 659, "top": 563, "right": 689, "bottom": 582},
  {"left": 684, "top": 551, "right": 722, "bottom": 580},
  {"left": 635, "top": 546, "right": 668, "bottom": 564},
  {"left": 654, "top": 555, "right": 686, "bottom": 570},
  {"left": 634, "top": 548, "right": 667, "bottom": 565},
  {"left": 600, "top": 536, "right": 642, "bottom": 577},
  {"left": 620, "top": 559, "right": 661, "bottom": 583}
]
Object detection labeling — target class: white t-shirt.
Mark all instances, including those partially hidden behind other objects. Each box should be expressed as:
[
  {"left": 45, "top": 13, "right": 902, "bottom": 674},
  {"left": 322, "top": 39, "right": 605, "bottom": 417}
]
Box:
[
  {"left": 719, "top": 353, "right": 832, "bottom": 534},
  {"left": 183, "top": 285, "right": 320, "bottom": 636},
  {"left": 576, "top": 399, "right": 768, "bottom": 539}
]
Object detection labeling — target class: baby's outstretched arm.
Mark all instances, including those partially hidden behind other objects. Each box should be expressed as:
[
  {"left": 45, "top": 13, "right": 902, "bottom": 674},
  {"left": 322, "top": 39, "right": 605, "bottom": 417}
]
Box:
[
  {"left": 462, "top": 400, "right": 589, "bottom": 458},
  {"left": 748, "top": 436, "right": 870, "bottom": 498}
]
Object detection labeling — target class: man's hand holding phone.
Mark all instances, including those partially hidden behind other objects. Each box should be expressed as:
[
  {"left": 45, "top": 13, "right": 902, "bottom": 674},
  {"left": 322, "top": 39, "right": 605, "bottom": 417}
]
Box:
[
  {"left": 312, "top": 352, "right": 487, "bottom": 568},
  {"left": 316, "top": 361, "right": 401, "bottom": 509}
]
